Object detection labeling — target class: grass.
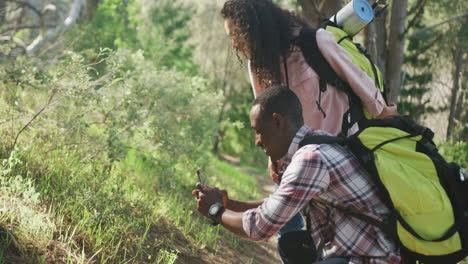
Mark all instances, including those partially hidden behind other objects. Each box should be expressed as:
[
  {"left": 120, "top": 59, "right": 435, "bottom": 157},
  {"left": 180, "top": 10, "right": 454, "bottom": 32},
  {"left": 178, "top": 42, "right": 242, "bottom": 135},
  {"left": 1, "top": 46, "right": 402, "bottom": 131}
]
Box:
[
  {"left": 207, "top": 158, "right": 262, "bottom": 201},
  {"left": 0, "top": 145, "right": 264, "bottom": 263}
]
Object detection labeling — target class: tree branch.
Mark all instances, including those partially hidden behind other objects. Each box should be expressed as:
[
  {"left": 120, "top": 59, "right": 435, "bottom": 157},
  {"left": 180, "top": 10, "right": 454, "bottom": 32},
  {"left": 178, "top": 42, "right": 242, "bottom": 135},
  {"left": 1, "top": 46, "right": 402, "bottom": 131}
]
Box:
[
  {"left": 26, "top": 0, "right": 84, "bottom": 54},
  {"left": 407, "top": 0, "right": 426, "bottom": 16},
  {"left": 88, "top": 70, "right": 118, "bottom": 88},
  {"left": 4, "top": 0, "right": 42, "bottom": 16},
  {"left": 404, "top": 0, "right": 427, "bottom": 35},
  {"left": 0, "top": 35, "right": 27, "bottom": 49},
  {"left": 404, "top": 34, "right": 442, "bottom": 63},
  {"left": 406, "top": 13, "right": 468, "bottom": 39},
  {"left": 9, "top": 89, "right": 57, "bottom": 153},
  {"left": 0, "top": 24, "right": 57, "bottom": 35}
]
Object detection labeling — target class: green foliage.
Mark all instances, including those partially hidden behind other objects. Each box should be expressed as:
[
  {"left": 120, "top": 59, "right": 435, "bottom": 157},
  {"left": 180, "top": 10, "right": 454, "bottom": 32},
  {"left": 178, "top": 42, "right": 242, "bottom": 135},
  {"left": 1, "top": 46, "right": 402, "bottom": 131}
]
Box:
[
  {"left": 217, "top": 85, "right": 268, "bottom": 168},
  {"left": 156, "top": 249, "right": 178, "bottom": 264},
  {"left": 0, "top": 16, "right": 271, "bottom": 258},
  {"left": 439, "top": 141, "right": 468, "bottom": 168},
  {"left": 70, "top": 0, "right": 198, "bottom": 74},
  {"left": 399, "top": 6, "right": 441, "bottom": 122},
  {"left": 71, "top": 0, "right": 138, "bottom": 51},
  {"left": 136, "top": 0, "right": 197, "bottom": 73},
  {"left": 0, "top": 0, "right": 273, "bottom": 262}
]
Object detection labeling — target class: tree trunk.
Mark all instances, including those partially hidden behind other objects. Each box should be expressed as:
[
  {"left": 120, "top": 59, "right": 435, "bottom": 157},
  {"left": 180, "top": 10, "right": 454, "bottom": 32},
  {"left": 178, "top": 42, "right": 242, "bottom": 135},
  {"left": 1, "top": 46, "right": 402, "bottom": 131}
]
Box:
[
  {"left": 385, "top": 0, "right": 408, "bottom": 104},
  {"left": 0, "top": 0, "right": 6, "bottom": 25},
  {"left": 364, "top": 11, "right": 387, "bottom": 78},
  {"left": 297, "top": 0, "right": 342, "bottom": 27},
  {"left": 446, "top": 24, "right": 466, "bottom": 141},
  {"left": 27, "top": 0, "right": 41, "bottom": 39},
  {"left": 212, "top": 48, "right": 232, "bottom": 153},
  {"left": 82, "top": 0, "right": 99, "bottom": 21}
]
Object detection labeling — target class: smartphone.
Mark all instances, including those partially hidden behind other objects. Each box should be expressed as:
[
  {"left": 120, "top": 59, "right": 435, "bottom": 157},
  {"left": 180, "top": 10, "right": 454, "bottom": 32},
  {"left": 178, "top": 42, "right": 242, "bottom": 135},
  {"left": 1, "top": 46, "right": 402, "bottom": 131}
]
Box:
[{"left": 196, "top": 169, "right": 205, "bottom": 186}]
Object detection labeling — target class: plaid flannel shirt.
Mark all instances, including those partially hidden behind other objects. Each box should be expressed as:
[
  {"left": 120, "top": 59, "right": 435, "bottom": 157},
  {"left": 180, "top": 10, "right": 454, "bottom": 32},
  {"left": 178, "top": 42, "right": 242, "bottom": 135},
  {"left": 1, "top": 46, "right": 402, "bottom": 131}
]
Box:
[{"left": 242, "top": 125, "right": 401, "bottom": 264}]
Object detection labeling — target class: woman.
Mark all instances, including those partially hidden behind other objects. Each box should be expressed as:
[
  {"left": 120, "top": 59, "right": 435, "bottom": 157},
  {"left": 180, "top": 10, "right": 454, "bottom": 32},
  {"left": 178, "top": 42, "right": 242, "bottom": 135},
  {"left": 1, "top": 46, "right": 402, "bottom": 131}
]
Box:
[
  {"left": 221, "top": 0, "right": 396, "bottom": 136},
  {"left": 221, "top": 0, "right": 396, "bottom": 185},
  {"left": 221, "top": 1, "right": 397, "bottom": 261}
]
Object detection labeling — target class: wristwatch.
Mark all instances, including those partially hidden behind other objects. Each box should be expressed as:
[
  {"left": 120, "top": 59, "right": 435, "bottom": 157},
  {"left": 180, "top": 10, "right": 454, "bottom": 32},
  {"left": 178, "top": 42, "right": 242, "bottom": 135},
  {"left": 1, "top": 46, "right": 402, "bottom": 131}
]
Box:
[{"left": 208, "top": 202, "right": 225, "bottom": 225}]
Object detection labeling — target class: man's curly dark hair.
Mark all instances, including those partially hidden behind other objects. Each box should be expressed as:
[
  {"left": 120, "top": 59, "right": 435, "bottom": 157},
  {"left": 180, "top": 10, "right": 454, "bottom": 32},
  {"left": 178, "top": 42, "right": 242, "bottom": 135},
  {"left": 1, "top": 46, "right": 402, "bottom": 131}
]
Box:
[{"left": 221, "top": 0, "right": 306, "bottom": 88}]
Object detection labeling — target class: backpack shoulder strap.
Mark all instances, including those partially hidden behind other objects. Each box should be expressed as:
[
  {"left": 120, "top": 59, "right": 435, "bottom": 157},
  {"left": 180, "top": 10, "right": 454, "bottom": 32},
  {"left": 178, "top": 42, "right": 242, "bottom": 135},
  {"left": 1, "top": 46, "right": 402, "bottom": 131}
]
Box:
[
  {"left": 299, "top": 135, "right": 349, "bottom": 148},
  {"left": 295, "top": 26, "right": 346, "bottom": 90},
  {"left": 309, "top": 198, "right": 396, "bottom": 238}
]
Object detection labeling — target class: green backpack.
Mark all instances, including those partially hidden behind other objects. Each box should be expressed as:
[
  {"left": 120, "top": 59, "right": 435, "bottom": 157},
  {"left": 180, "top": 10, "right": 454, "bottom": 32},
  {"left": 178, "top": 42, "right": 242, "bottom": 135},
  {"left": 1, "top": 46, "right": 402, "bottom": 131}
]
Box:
[
  {"left": 299, "top": 116, "right": 468, "bottom": 264},
  {"left": 294, "top": 21, "right": 386, "bottom": 135}
]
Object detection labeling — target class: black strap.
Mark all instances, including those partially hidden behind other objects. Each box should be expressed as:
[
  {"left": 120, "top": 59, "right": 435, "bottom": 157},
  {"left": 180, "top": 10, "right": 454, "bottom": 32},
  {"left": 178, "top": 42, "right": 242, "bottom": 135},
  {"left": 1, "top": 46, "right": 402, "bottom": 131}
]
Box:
[
  {"left": 369, "top": 132, "right": 418, "bottom": 153},
  {"left": 283, "top": 56, "right": 290, "bottom": 89},
  {"left": 337, "top": 36, "right": 348, "bottom": 44},
  {"left": 340, "top": 91, "right": 365, "bottom": 136},
  {"left": 299, "top": 135, "right": 348, "bottom": 148},
  {"left": 316, "top": 79, "right": 327, "bottom": 119},
  {"left": 295, "top": 26, "right": 347, "bottom": 92},
  {"left": 396, "top": 212, "right": 459, "bottom": 242},
  {"left": 312, "top": 199, "right": 395, "bottom": 237}
]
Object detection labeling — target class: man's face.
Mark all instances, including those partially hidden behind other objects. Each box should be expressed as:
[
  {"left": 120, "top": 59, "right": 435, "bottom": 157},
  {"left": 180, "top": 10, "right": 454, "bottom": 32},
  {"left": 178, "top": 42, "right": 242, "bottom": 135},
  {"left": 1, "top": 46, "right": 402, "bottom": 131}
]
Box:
[{"left": 250, "top": 105, "right": 288, "bottom": 161}]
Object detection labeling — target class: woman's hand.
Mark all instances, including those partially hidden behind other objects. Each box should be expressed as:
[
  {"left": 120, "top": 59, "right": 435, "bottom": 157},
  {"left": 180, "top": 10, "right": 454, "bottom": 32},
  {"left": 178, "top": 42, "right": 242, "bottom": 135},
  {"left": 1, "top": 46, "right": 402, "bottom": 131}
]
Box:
[{"left": 378, "top": 103, "right": 397, "bottom": 118}]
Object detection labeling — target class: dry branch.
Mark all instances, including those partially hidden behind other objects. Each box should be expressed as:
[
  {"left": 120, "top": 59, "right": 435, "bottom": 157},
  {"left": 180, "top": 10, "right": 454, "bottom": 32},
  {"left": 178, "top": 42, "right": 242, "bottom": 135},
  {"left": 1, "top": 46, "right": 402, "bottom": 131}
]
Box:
[{"left": 26, "top": 0, "right": 84, "bottom": 54}]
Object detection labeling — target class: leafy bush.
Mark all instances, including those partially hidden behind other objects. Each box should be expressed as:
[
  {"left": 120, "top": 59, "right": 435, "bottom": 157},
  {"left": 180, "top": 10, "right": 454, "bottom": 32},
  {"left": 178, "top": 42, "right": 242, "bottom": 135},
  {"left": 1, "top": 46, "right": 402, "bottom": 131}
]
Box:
[
  {"left": 439, "top": 141, "right": 468, "bottom": 168},
  {"left": 0, "top": 42, "right": 224, "bottom": 261},
  {"left": 70, "top": 0, "right": 198, "bottom": 74}
]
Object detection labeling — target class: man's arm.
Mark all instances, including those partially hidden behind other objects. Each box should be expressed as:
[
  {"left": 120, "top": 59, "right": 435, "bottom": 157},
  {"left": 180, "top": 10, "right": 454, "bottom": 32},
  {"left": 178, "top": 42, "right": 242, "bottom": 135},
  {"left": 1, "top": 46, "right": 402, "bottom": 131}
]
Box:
[
  {"left": 227, "top": 199, "right": 263, "bottom": 212},
  {"left": 192, "top": 184, "right": 262, "bottom": 212},
  {"left": 213, "top": 209, "right": 248, "bottom": 238},
  {"left": 192, "top": 151, "right": 328, "bottom": 241}
]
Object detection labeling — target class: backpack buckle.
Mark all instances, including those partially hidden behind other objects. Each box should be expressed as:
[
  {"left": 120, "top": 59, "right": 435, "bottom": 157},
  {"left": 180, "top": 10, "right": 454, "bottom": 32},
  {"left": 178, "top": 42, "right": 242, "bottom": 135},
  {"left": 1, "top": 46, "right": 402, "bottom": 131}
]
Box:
[{"left": 460, "top": 168, "right": 467, "bottom": 182}]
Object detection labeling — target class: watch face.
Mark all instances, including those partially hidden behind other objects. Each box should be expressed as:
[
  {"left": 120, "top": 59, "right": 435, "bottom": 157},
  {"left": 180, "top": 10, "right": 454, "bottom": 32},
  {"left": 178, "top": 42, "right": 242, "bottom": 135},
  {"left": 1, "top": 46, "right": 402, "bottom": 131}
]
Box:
[
  {"left": 209, "top": 204, "right": 220, "bottom": 216},
  {"left": 209, "top": 203, "right": 223, "bottom": 219}
]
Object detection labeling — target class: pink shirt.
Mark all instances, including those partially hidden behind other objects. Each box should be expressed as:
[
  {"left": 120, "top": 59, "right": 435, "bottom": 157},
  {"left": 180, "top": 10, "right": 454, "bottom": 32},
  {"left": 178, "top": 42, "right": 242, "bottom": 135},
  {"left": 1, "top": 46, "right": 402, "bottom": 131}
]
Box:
[{"left": 249, "top": 29, "right": 386, "bottom": 136}]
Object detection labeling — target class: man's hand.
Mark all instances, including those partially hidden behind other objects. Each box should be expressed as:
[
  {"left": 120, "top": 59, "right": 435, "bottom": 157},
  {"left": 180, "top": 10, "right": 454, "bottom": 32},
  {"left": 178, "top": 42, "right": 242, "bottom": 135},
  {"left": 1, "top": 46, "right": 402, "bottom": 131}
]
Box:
[
  {"left": 191, "top": 184, "right": 258, "bottom": 238},
  {"left": 192, "top": 184, "right": 229, "bottom": 217},
  {"left": 268, "top": 157, "right": 281, "bottom": 185}
]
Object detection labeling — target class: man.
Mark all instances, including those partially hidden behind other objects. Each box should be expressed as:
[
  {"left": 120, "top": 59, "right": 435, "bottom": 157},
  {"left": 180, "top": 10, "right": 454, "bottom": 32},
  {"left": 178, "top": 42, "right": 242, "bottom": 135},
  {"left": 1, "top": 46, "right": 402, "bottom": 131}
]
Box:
[{"left": 192, "top": 86, "right": 400, "bottom": 264}]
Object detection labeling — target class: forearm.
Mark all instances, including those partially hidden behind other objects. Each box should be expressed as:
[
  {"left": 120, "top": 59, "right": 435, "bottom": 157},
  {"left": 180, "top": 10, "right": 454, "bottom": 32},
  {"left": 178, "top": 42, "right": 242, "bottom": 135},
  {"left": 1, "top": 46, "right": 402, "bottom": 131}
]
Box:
[
  {"left": 227, "top": 199, "right": 263, "bottom": 212},
  {"left": 214, "top": 209, "right": 249, "bottom": 238},
  {"left": 316, "top": 29, "right": 385, "bottom": 116}
]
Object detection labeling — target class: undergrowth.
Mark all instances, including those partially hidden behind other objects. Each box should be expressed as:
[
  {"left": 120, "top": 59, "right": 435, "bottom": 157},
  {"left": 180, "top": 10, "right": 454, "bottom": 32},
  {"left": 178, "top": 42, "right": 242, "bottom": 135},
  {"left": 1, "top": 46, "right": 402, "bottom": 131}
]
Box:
[{"left": 0, "top": 146, "right": 262, "bottom": 263}]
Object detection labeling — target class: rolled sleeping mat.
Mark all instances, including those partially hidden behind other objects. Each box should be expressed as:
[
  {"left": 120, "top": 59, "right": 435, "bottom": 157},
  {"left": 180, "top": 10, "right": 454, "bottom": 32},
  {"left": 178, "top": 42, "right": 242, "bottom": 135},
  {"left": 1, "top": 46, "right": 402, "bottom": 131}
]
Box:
[{"left": 329, "top": 0, "right": 374, "bottom": 37}]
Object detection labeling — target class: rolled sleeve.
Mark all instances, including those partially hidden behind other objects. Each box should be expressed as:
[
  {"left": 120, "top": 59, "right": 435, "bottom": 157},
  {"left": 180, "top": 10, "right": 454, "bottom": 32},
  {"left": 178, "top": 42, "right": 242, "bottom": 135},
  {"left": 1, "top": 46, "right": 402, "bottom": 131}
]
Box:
[
  {"left": 361, "top": 88, "right": 385, "bottom": 117},
  {"left": 242, "top": 147, "right": 329, "bottom": 241}
]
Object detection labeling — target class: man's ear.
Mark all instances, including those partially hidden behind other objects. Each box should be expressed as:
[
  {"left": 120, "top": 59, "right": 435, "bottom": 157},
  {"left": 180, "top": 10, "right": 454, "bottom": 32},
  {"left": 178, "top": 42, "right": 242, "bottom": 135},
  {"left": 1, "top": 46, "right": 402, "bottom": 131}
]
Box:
[{"left": 271, "top": 113, "right": 285, "bottom": 129}]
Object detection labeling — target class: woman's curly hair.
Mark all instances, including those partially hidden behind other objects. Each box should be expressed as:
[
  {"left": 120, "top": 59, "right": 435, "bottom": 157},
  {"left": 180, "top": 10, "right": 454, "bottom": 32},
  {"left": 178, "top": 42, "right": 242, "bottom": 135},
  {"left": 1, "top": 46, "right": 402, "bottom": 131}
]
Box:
[{"left": 221, "top": 0, "right": 305, "bottom": 88}]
